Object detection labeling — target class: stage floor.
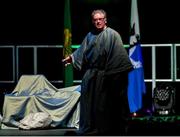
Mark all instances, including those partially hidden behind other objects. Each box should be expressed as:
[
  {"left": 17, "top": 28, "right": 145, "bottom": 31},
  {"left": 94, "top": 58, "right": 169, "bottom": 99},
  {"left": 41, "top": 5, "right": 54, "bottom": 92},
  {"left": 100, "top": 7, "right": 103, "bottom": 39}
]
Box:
[
  {"left": 0, "top": 128, "right": 77, "bottom": 136},
  {"left": 0, "top": 115, "right": 180, "bottom": 136},
  {"left": 128, "top": 115, "right": 180, "bottom": 136}
]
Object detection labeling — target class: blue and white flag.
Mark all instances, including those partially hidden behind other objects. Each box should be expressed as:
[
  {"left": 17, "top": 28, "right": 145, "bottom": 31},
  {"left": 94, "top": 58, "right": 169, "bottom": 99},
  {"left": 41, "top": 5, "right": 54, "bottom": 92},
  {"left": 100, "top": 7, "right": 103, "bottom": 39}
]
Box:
[{"left": 128, "top": 0, "right": 146, "bottom": 113}]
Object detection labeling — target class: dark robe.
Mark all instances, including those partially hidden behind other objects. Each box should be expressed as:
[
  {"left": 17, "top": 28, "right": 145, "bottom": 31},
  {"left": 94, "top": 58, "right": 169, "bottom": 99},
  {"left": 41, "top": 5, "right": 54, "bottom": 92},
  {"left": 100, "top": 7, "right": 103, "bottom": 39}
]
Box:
[{"left": 72, "top": 27, "right": 133, "bottom": 135}]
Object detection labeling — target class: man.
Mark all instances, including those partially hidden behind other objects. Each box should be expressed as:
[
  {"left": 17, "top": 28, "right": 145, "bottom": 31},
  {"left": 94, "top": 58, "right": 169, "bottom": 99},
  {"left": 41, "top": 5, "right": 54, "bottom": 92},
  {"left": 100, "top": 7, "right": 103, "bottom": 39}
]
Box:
[{"left": 62, "top": 9, "right": 133, "bottom": 135}]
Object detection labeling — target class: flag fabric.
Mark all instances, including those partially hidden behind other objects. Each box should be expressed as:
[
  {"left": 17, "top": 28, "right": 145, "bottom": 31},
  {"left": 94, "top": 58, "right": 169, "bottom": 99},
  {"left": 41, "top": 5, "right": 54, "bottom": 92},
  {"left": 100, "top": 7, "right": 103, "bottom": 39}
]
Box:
[
  {"left": 128, "top": 0, "right": 146, "bottom": 113},
  {"left": 63, "top": 0, "right": 73, "bottom": 87}
]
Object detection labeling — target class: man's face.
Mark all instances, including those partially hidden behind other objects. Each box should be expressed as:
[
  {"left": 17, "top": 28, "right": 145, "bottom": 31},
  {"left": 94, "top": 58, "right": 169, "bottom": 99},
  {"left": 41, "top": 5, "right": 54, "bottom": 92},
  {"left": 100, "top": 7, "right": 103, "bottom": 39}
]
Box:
[{"left": 92, "top": 13, "right": 106, "bottom": 30}]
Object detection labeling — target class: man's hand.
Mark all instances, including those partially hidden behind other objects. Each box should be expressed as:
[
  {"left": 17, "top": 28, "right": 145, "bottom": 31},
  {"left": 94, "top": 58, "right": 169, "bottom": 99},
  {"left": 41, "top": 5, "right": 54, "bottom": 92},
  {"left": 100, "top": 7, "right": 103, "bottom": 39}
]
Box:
[{"left": 62, "top": 56, "right": 72, "bottom": 67}]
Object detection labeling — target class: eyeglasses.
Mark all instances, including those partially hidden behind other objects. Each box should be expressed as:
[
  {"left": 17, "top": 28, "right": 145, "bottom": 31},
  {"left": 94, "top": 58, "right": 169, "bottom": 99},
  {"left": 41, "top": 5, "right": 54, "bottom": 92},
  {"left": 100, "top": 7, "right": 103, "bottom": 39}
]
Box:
[{"left": 93, "top": 18, "right": 105, "bottom": 22}]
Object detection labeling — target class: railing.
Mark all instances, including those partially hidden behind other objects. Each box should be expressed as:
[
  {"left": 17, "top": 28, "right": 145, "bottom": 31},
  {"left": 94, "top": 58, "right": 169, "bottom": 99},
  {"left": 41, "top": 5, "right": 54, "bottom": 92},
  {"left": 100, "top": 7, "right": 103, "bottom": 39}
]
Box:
[{"left": 0, "top": 44, "right": 180, "bottom": 92}]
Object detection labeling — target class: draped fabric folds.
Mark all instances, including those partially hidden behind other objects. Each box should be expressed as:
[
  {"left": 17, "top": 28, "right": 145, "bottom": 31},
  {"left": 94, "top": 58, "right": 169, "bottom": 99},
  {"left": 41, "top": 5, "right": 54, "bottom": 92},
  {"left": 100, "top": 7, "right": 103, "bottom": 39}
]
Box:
[{"left": 1, "top": 75, "right": 80, "bottom": 129}]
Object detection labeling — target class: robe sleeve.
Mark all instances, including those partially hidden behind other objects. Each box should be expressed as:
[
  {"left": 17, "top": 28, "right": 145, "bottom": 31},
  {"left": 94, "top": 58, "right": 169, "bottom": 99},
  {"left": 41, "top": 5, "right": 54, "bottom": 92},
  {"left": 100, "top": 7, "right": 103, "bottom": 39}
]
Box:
[
  {"left": 71, "top": 35, "right": 88, "bottom": 70},
  {"left": 104, "top": 29, "right": 133, "bottom": 74}
]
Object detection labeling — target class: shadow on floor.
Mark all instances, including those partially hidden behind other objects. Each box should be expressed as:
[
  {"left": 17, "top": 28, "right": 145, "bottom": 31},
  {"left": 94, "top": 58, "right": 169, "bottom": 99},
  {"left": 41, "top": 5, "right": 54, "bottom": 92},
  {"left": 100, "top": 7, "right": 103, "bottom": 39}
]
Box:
[{"left": 0, "top": 128, "right": 77, "bottom": 136}]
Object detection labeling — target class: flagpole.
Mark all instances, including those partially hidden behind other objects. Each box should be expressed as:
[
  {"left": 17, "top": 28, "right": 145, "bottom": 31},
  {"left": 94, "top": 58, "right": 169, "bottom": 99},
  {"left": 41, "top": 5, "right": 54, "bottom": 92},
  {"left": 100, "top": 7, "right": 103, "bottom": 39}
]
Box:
[
  {"left": 63, "top": 0, "right": 73, "bottom": 87},
  {"left": 128, "top": 0, "right": 146, "bottom": 114}
]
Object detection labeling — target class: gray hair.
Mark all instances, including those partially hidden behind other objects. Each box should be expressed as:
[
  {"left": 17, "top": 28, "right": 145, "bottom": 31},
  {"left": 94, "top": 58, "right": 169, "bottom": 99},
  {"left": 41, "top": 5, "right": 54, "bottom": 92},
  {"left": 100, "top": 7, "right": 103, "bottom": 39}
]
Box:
[{"left": 91, "top": 9, "right": 107, "bottom": 19}]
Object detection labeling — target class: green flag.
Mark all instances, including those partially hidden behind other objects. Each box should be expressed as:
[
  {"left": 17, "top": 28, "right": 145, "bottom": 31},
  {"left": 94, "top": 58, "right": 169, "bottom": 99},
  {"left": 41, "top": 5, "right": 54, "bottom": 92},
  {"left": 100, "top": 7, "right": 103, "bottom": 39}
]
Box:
[{"left": 63, "top": 0, "right": 73, "bottom": 87}]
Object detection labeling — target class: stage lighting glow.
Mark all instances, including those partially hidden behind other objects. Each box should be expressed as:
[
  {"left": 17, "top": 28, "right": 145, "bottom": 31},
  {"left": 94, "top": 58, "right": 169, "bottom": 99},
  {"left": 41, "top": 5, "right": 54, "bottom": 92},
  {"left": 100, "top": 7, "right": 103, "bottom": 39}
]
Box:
[{"left": 133, "top": 112, "right": 137, "bottom": 117}]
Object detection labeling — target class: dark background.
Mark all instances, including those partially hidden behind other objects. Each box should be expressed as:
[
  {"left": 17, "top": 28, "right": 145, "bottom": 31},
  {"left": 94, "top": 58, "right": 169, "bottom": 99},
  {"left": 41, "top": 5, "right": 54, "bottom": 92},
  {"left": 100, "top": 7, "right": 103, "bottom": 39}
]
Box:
[
  {"left": 0, "top": 0, "right": 179, "bottom": 45},
  {"left": 0, "top": 0, "right": 179, "bottom": 115}
]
